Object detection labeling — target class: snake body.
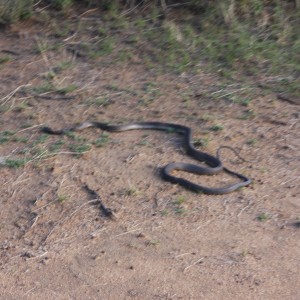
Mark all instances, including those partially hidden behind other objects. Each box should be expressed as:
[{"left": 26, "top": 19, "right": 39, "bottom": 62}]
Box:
[{"left": 42, "top": 121, "right": 251, "bottom": 195}]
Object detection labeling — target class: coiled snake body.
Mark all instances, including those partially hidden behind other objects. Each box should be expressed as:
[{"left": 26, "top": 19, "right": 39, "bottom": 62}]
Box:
[{"left": 42, "top": 121, "right": 251, "bottom": 195}]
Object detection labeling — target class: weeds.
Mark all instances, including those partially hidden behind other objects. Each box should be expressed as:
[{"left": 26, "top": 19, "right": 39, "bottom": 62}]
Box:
[
  {"left": 257, "top": 212, "right": 270, "bottom": 222},
  {"left": 49, "top": 140, "right": 65, "bottom": 152},
  {"left": 68, "top": 143, "right": 92, "bottom": 156},
  {"left": 0, "top": 56, "right": 11, "bottom": 64},
  {"left": 246, "top": 138, "right": 258, "bottom": 146},
  {"left": 172, "top": 195, "right": 187, "bottom": 215},
  {"left": 3, "top": 158, "right": 29, "bottom": 168},
  {"left": 52, "top": 0, "right": 72, "bottom": 10},
  {"left": 209, "top": 124, "right": 224, "bottom": 132},
  {"left": 146, "top": 239, "right": 160, "bottom": 246},
  {"left": 0, "top": 131, "right": 15, "bottom": 144},
  {"left": 238, "top": 109, "right": 256, "bottom": 120},
  {"left": 193, "top": 138, "right": 209, "bottom": 148},
  {"left": 57, "top": 194, "right": 68, "bottom": 203},
  {"left": 175, "top": 195, "right": 186, "bottom": 205},
  {"left": 33, "top": 82, "right": 77, "bottom": 95},
  {"left": 88, "top": 96, "right": 111, "bottom": 108},
  {"left": 124, "top": 187, "right": 139, "bottom": 197},
  {"left": 160, "top": 209, "right": 168, "bottom": 216},
  {"left": 93, "top": 133, "right": 110, "bottom": 147},
  {"left": 0, "top": 0, "right": 33, "bottom": 24}
]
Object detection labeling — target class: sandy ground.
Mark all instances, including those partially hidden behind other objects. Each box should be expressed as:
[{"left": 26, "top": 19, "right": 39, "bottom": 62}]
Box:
[{"left": 0, "top": 15, "right": 299, "bottom": 300}]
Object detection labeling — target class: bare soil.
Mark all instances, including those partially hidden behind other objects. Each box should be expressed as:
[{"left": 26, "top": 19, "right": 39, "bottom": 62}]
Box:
[{"left": 0, "top": 15, "right": 299, "bottom": 300}]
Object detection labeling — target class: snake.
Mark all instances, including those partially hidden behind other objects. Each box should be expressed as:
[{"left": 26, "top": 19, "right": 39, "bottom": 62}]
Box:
[{"left": 41, "top": 121, "right": 252, "bottom": 195}]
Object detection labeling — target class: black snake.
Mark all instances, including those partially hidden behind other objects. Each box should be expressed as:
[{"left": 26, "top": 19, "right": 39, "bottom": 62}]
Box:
[{"left": 41, "top": 121, "right": 252, "bottom": 195}]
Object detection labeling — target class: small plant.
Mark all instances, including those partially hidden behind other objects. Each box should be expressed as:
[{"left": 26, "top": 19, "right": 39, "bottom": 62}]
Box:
[
  {"left": 146, "top": 239, "right": 160, "bottom": 246},
  {"left": 125, "top": 187, "right": 139, "bottom": 197},
  {"left": 33, "top": 134, "right": 49, "bottom": 145},
  {"left": 173, "top": 195, "right": 187, "bottom": 215},
  {"left": 58, "top": 194, "right": 68, "bottom": 203},
  {"left": 11, "top": 136, "right": 28, "bottom": 143},
  {"left": 56, "top": 84, "right": 77, "bottom": 95},
  {"left": 93, "top": 133, "right": 110, "bottom": 147},
  {"left": 193, "top": 138, "right": 209, "bottom": 147},
  {"left": 65, "top": 132, "right": 86, "bottom": 142},
  {"left": 88, "top": 96, "right": 111, "bottom": 107},
  {"left": 49, "top": 140, "right": 65, "bottom": 152},
  {"left": 33, "top": 82, "right": 54, "bottom": 94},
  {"left": 137, "top": 136, "right": 150, "bottom": 146},
  {"left": 200, "top": 114, "right": 215, "bottom": 122},
  {"left": 52, "top": 0, "right": 73, "bottom": 10},
  {"left": 0, "top": 131, "right": 15, "bottom": 144},
  {"left": 174, "top": 206, "right": 186, "bottom": 215},
  {"left": 175, "top": 195, "right": 186, "bottom": 205},
  {"left": 257, "top": 212, "right": 270, "bottom": 222},
  {"left": 35, "top": 39, "right": 51, "bottom": 54},
  {"left": 68, "top": 143, "right": 92, "bottom": 156},
  {"left": 0, "top": 0, "right": 34, "bottom": 24},
  {"left": 238, "top": 109, "right": 256, "bottom": 120},
  {"left": 0, "top": 56, "right": 11, "bottom": 64},
  {"left": 246, "top": 138, "right": 257, "bottom": 146},
  {"left": 56, "top": 60, "right": 73, "bottom": 71},
  {"left": 4, "top": 158, "right": 29, "bottom": 168},
  {"left": 33, "top": 82, "right": 77, "bottom": 95},
  {"left": 240, "top": 99, "right": 251, "bottom": 106},
  {"left": 12, "top": 101, "right": 31, "bottom": 113},
  {"left": 91, "top": 37, "right": 116, "bottom": 57},
  {"left": 209, "top": 124, "right": 224, "bottom": 132},
  {"left": 160, "top": 209, "right": 168, "bottom": 216}
]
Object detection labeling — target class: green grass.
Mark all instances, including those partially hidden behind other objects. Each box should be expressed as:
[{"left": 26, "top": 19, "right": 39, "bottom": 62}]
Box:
[
  {"left": 88, "top": 96, "right": 111, "bottom": 108},
  {"left": 33, "top": 82, "right": 77, "bottom": 95},
  {"left": 0, "top": 131, "right": 15, "bottom": 144},
  {"left": 246, "top": 138, "right": 258, "bottom": 146},
  {"left": 257, "top": 212, "right": 270, "bottom": 222},
  {"left": 93, "top": 133, "right": 110, "bottom": 147},
  {"left": 0, "top": 0, "right": 33, "bottom": 24},
  {"left": 52, "top": 0, "right": 72, "bottom": 10},
  {"left": 4, "top": 158, "right": 29, "bottom": 168},
  {"left": 0, "top": 131, "right": 28, "bottom": 144},
  {"left": 68, "top": 143, "right": 92, "bottom": 156},
  {"left": 175, "top": 195, "right": 186, "bottom": 205},
  {"left": 49, "top": 140, "right": 65, "bottom": 152},
  {"left": 0, "top": 1, "right": 298, "bottom": 102},
  {"left": 0, "top": 56, "right": 11, "bottom": 64},
  {"left": 193, "top": 138, "right": 209, "bottom": 148},
  {"left": 124, "top": 187, "right": 139, "bottom": 197},
  {"left": 58, "top": 194, "right": 68, "bottom": 203},
  {"left": 209, "top": 124, "right": 224, "bottom": 132}
]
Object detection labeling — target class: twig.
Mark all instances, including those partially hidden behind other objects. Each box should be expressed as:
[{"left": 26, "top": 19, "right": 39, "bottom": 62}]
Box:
[
  {"left": 211, "top": 87, "right": 253, "bottom": 98},
  {"left": 114, "top": 228, "right": 141, "bottom": 238},
  {"left": 17, "top": 124, "right": 44, "bottom": 133},
  {"left": 30, "top": 215, "right": 39, "bottom": 229},
  {"left": 237, "top": 198, "right": 254, "bottom": 218},
  {"left": 24, "top": 287, "right": 37, "bottom": 296},
  {"left": 0, "top": 84, "right": 31, "bottom": 105},
  {"left": 183, "top": 257, "right": 204, "bottom": 273},
  {"left": 26, "top": 251, "right": 48, "bottom": 261},
  {"left": 121, "top": 1, "right": 143, "bottom": 17},
  {"left": 79, "top": 8, "right": 99, "bottom": 18},
  {"left": 174, "top": 252, "right": 192, "bottom": 259},
  {"left": 31, "top": 92, "right": 74, "bottom": 100}
]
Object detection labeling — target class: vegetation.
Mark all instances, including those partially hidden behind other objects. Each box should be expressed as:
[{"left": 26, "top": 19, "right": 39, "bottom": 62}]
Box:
[
  {"left": 0, "top": 0, "right": 299, "bottom": 94},
  {"left": 0, "top": 0, "right": 34, "bottom": 24}
]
